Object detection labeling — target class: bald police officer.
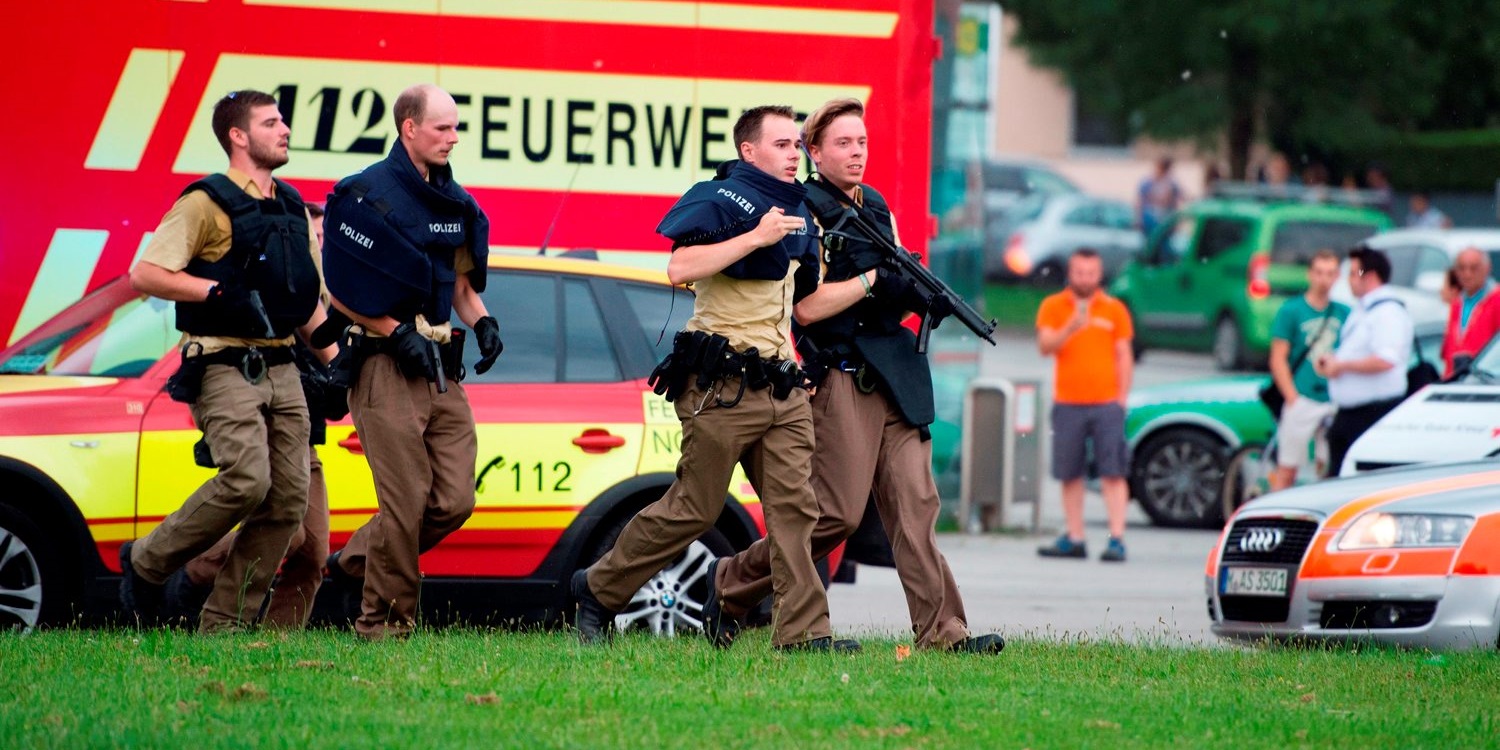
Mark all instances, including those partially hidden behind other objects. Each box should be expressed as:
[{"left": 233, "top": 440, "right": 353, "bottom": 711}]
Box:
[{"left": 321, "top": 84, "right": 502, "bottom": 641}]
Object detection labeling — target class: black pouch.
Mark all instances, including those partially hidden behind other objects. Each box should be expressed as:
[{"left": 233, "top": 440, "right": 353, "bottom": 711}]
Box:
[
  {"left": 769, "top": 360, "right": 803, "bottom": 400},
  {"left": 697, "top": 334, "right": 730, "bottom": 390},
  {"left": 166, "top": 343, "right": 208, "bottom": 404},
  {"left": 445, "top": 328, "right": 468, "bottom": 382},
  {"left": 192, "top": 436, "right": 216, "bottom": 469},
  {"left": 742, "top": 347, "right": 768, "bottom": 391}
]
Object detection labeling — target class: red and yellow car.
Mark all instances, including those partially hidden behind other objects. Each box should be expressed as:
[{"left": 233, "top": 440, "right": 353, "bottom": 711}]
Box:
[
  {"left": 1205, "top": 461, "right": 1500, "bottom": 650},
  {"left": 0, "top": 255, "right": 773, "bottom": 633}
]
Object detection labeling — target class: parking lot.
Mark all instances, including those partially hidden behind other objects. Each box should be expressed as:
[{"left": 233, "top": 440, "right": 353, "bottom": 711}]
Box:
[{"left": 830, "top": 327, "right": 1230, "bottom": 645}]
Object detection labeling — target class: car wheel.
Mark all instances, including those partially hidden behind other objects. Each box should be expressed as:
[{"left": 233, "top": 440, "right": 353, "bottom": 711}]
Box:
[
  {"left": 1221, "top": 444, "right": 1271, "bottom": 520},
  {"left": 1030, "top": 258, "right": 1066, "bottom": 287},
  {"left": 0, "top": 503, "right": 64, "bottom": 632},
  {"left": 585, "top": 517, "right": 736, "bottom": 638},
  {"left": 1130, "top": 428, "right": 1229, "bottom": 528},
  {"left": 1212, "top": 316, "right": 1246, "bottom": 371}
]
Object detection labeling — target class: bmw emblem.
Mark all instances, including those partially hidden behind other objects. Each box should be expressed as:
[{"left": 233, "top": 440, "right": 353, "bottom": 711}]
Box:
[{"left": 662, "top": 592, "right": 677, "bottom": 608}]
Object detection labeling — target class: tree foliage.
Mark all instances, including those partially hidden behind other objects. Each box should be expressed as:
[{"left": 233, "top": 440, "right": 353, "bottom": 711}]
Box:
[{"left": 1004, "top": 0, "right": 1500, "bottom": 178}]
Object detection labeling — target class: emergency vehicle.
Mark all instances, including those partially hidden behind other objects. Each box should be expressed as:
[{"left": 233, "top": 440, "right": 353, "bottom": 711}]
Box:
[{"left": 0, "top": 1, "right": 938, "bottom": 631}]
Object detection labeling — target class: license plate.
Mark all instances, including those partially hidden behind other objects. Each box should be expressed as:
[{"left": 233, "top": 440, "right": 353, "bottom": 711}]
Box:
[{"left": 1222, "top": 567, "right": 1289, "bottom": 597}]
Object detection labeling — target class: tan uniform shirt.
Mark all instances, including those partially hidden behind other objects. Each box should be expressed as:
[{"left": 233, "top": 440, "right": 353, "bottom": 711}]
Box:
[
  {"left": 139, "top": 168, "right": 323, "bottom": 354},
  {"left": 685, "top": 261, "right": 801, "bottom": 361},
  {"left": 353, "top": 249, "right": 475, "bottom": 344}
]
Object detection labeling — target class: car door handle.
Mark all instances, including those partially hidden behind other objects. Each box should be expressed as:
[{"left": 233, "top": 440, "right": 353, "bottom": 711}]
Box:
[
  {"left": 337, "top": 431, "right": 365, "bottom": 456},
  {"left": 572, "top": 428, "right": 626, "bottom": 454}
]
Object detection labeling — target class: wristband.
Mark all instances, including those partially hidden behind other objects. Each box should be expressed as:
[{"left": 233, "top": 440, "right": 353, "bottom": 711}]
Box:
[{"left": 857, "top": 272, "right": 873, "bottom": 297}]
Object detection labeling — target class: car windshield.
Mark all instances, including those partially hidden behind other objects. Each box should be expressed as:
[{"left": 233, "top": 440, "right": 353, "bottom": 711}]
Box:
[
  {"left": 1266, "top": 220, "right": 1380, "bottom": 265},
  {"left": 1269, "top": 221, "right": 1382, "bottom": 265},
  {"left": 0, "top": 277, "right": 178, "bottom": 377},
  {"left": 1467, "top": 334, "right": 1500, "bottom": 383}
]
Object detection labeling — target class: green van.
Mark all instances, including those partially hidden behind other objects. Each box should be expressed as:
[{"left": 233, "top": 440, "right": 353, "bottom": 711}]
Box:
[{"left": 1111, "top": 198, "right": 1392, "bottom": 370}]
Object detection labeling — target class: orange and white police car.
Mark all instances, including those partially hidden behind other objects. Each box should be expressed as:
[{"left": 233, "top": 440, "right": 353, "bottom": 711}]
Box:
[
  {"left": 0, "top": 255, "right": 772, "bottom": 634},
  {"left": 1205, "top": 460, "right": 1500, "bottom": 650}
]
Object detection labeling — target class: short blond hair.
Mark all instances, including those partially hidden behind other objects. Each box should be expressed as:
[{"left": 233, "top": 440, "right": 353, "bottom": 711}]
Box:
[{"left": 802, "top": 98, "right": 865, "bottom": 149}]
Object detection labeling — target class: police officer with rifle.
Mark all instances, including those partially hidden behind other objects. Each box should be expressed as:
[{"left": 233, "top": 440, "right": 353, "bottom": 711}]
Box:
[
  {"left": 703, "top": 98, "right": 1004, "bottom": 654},
  {"left": 120, "top": 89, "right": 333, "bottom": 632},
  {"left": 320, "top": 84, "right": 503, "bottom": 641},
  {"left": 572, "top": 105, "right": 856, "bottom": 652}
]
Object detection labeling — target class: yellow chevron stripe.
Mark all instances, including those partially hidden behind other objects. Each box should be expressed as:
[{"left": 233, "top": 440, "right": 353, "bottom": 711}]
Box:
[{"left": 85, "top": 48, "right": 184, "bottom": 171}]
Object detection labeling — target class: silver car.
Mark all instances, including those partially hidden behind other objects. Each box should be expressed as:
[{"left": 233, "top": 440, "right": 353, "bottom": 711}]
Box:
[
  {"left": 1207, "top": 460, "right": 1500, "bottom": 650},
  {"left": 984, "top": 193, "right": 1143, "bottom": 284}
]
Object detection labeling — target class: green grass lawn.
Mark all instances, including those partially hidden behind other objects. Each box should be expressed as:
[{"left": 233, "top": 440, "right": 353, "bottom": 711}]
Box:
[
  {"left": 5, "top": 629, "right": 1496, "bottom": 748},
  {"left": 983, "top": 283, "right": 1051, "bottom": 330}
]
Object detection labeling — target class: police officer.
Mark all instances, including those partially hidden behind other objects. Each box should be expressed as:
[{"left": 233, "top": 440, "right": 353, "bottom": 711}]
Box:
[
  {"left": 704, "top": 99, "right": 1004, "bottom": 654},
  {"left": 572, "top": 105, "right": 856, "bottom": 652},
  {"left": 121, "top": 89, "right": 331, "bottom": 632},
  {"left": 167, "top": 204, "right": 342, "bottom": 629},
  {"left": 321, "top": 84, "right": 502, "bottom": 641}
]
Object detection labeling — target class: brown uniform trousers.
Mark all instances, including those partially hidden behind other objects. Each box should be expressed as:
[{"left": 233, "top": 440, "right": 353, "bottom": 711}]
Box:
[
  {"left": 587, "top": 377, "right": 830, "bottom": 647},
  {"left": 131, "top": 361, "right": 310, "bottom": 632},
  {"left": 184, "top": 446, "right": 329, "bottom": 627},
  {"left": 336, "top": 353, "right": 477, "bottom": 640},
  {"left": 717, "top": 369, "right": 971, "bottom": 649}
]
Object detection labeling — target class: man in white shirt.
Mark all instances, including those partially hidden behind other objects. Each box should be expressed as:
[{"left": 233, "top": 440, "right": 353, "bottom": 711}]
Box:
[{"left": 1315, "top": 245, "right": 1412, "bottom": 476}]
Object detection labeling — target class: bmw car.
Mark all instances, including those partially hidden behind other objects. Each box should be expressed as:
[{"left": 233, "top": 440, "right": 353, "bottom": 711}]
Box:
[{"left": 1205, "top": 460, "right": 1500, "bottom": 650}]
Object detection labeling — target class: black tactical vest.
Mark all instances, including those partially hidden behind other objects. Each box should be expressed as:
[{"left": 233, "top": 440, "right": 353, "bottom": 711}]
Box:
[
  {"left": 174, "top": 174, "right": 321, "bottom": 339},
  {"left": 800, "top": 178, "right": 907, "bottom": 344}
]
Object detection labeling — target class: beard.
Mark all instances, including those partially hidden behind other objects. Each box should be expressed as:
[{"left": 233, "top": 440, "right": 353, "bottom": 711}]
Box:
[
  {"left": 248, "top": 139, "right": 289, "bottom": 171},
  {"left": 1068, "top": 281, "right": 1099, "bottom": 298}
]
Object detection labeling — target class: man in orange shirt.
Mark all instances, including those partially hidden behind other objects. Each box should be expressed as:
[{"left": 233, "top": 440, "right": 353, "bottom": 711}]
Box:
[{"left": 1035, "top": 248, "right": 1135, "bottom": 562}]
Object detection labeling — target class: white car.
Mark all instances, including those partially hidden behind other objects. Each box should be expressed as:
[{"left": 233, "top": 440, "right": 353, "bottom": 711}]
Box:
[
  {"left": 983, "top": 193, "right": 1143, "bottom": 284},
  {"left": 1342, "top": 334, "right": 1500, "bottom": 476},
  {"left": 1336, "top": 227, "right": 1500, "bottom": 299}
]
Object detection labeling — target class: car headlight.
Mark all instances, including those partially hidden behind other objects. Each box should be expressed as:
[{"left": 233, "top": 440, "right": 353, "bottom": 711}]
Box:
[{"left": 1337, "top": 513, "right": 1474, "bottom": 550}]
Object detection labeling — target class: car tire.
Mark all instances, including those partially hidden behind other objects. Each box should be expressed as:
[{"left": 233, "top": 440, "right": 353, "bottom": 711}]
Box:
[
  {"left": 1212, "top": 315, "right": 1246, "bottom": 371},
  {"left": 0, "top": 502, "right": 68, "bottom": 632},
  {"left": 582, "top": 516, "right": 736, "bottom": 638},
  {"left": 1220, "top": 444, "right": 1270, "bottom": 520},
  {"left": 1030, "top": 258, "right": 1066, "bottom": 288},
  {"left": 1130, "top": 428, "right": 1229, "bottom": 529}
]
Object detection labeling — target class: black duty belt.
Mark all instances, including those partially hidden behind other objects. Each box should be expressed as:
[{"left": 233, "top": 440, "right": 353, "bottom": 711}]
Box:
[{"left": 193, "top": 345, "right": 295, "bottom": 384}]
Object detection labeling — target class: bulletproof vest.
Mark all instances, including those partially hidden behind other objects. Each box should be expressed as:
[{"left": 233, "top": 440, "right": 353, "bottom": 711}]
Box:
[
  {"left": 800, "top": 178, "right": 906, "bottom": 343},
  {"left": 656, "top": 160, "right": 818, "bottom": 281},
  {"left": 323, "top": 144, "right": 486, "bottom": 323},
  {"left": 174, "top": 174, "right": 321, "bottom": 339}
]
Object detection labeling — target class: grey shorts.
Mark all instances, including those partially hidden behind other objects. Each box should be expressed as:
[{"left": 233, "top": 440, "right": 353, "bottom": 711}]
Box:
[{"left": 1051, "top": 402, "right": 1130, "bottom": 481}]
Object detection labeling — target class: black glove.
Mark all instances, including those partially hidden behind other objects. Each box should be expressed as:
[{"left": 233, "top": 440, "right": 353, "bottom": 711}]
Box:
[
  {"left": 473, "top": 315, "right": 503, "bottom": 375},
  {"left": 389, "top": 322, "right": 438, "bottom": 382},
  {"left": 924, "top": 291, "right": 957, "bottom": 330},
  {"left": 205, "top": 280, "right": 272, "bottom": 336},
  {"left": 872, "top": 266, "right": 927, "bottom": 314}
]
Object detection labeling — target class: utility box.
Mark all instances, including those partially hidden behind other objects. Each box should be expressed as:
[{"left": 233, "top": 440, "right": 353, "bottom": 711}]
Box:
[{"left": 960, "top": 377, "right": 1045, "bottom": 532}]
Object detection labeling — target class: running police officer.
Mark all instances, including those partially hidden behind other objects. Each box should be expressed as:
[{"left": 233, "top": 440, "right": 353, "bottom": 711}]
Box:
[
  {"left": 704, "top": 99, "right": 1004, "bottom": 654},
  {"left": 572, "top": 105, "right": 857, "bottom": 652},
  {"left": 121, "top": 89, "right": 331, "bottom": 632},
  {"left": 167, "top": 203, "right": 344, "bottom": 629},
  {"left": 321, "top": 84, "right": 502, "bottom": 641}
]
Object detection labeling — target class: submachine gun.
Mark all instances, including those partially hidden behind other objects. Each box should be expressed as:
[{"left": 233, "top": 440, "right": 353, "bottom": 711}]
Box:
[{"left": 822, "top": 207, "right": 997, "bottom": 354}]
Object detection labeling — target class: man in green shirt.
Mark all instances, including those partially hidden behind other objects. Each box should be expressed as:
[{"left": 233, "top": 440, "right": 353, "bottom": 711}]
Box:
[{"left": 1267, "top": 249, "right": 1348, "bottom": 490}]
